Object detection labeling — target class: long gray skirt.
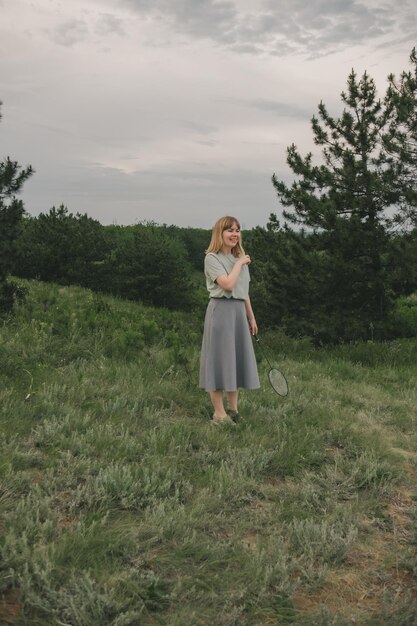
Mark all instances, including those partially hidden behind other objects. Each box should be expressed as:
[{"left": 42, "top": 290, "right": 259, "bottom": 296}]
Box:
[{"left": 199, "top": 298, "right": 260, "bottom": 392}]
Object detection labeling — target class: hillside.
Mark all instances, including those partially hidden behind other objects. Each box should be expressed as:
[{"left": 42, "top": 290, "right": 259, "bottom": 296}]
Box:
[{"left": 1, "top": 280, "right": 417, "bottom": 625}]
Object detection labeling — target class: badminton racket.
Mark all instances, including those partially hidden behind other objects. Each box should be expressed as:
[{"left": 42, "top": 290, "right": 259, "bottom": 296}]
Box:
[{"left": 254, "top": 335, "right": 289, "bottom": 397}]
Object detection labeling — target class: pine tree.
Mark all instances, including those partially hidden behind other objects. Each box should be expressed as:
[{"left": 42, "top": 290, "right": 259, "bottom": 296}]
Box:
[
  {"left": 271, "top": 69, "right": 406, "bottom": 341},
  {"left": 246, "top": 219, "right": 322, "bottom": 336},
  {"left": 383, "top": 48, "right": 417, "bottom": 227},
  {"left": 110, "top": 223, "right": 196, "bottom": 310},
  {"left": 14, "top": 205, "right": 110, "bottom": 289},
  {"left": 0, "top": 102, "right": 33, "bottom": 313}
]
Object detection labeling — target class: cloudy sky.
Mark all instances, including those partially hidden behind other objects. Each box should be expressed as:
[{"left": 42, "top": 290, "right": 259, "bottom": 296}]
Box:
[{"left": 0, "top": 0, "right": 415, "bottom": 228}]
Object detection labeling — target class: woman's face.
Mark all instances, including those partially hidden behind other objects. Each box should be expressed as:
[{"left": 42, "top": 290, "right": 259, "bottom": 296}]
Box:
[{"left": 222, "top": 222, "right": 240, "bottom": 249}]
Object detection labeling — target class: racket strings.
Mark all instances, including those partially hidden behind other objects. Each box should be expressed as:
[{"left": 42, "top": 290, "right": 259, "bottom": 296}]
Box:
[{"left": 268, "top": 368, "right": 288, "bottom": 397}]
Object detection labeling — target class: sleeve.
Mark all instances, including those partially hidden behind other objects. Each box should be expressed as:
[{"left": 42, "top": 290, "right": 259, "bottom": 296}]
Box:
[{"left": 205, "top": 254, "right": 227, "bottom": 282}]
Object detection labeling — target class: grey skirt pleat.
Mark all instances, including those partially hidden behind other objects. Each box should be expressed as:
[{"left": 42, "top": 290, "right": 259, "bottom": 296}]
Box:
[{"left": 199, "top": 299, "right": 260, "bottom": 392}]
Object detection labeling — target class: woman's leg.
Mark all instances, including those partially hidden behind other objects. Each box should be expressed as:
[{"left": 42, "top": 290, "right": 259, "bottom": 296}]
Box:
[
  {"left": 226, "top": 390, "right": 238, "bottom": 412},
  {"left": 209, "top": 390, "right": 227, "bottom": 418}
]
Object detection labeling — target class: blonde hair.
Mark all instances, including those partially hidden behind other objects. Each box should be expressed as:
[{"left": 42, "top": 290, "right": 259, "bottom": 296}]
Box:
[{"left": 206, "top": 216, "right": 244, "bottom": 258}]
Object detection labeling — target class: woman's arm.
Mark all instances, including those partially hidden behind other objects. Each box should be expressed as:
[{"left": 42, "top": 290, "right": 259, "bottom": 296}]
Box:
[
  {"left": 216, "top": 255, "right": 251, "bottom": 291},
  {"left": 245, "top": 296, "right": 258, "bottom": 336}
]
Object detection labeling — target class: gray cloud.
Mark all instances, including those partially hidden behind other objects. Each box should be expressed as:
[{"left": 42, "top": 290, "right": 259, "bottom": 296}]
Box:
[
  {"left": 375, "top": 33, "right": 417, "bottom": 52},
  {"left": 51, "top": 18, "right": 89, "bottom": 47},
  {"left": 233, "top": 98, "right": 313, "bottom": 119},
  {"left": 194, "top": 139, "right": 217, "bottom": 147},
  {"left": 123, "top": 0, "right": 236, "bottom": 39},
  {"left": 95, "top": 13, "right": 126, "bottom": 37},
  {"left": 50, "top": 13, "right": 126, "bottom": 47},
  {"left": 179, "top": 120, "right": 219, "bottom": 135},
  {"left": 121, "top": 0, "right": 412, "bottom": 58},
  {"left": 243, "top": 0, "right": 395, "bottom": 56}
]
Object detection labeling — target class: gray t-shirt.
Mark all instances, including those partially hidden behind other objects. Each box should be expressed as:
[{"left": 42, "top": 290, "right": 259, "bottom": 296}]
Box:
[{"left": 204, "top": 252, "right": 250, "bottom": 300}]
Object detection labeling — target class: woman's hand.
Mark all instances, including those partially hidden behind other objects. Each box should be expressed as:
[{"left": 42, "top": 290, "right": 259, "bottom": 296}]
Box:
[
  {"left": 245, "top": 297, "right": 257, "bottom": 336},
  {"left": 248, "top": 317, "right": 258, "bottom": 336},
  {"left": 217, "top": 254, "right": 251, "bottom": 291}
]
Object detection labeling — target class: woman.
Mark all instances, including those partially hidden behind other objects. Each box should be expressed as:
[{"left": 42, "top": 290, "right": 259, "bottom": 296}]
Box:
[{"left": 199, "top": 216, "right": 260, "bottom": 425}]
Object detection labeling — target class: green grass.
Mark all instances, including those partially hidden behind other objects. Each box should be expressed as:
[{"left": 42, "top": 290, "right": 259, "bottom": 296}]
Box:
[{"left": 1, "top": 280, "right": 417, "bottom": 625}]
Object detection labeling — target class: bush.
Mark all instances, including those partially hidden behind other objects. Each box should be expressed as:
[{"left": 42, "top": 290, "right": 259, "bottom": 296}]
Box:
[{"left": 388, "top": 293, "right": 417, "bottom": 337}]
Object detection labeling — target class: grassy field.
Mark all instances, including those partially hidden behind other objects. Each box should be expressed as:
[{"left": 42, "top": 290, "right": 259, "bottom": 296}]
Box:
[{"left": 1, "top": 280, "right": 417, "bottom": 625}]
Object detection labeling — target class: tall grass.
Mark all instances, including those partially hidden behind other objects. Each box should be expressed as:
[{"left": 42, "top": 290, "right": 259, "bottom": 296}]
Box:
[{"left": 1, "top": 280, "right": 417, "bottom": 625}]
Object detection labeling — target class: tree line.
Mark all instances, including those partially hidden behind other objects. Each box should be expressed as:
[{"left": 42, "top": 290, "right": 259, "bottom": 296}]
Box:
[
  {"left": 12, "top": 206, "right": 206, "bottom": 312},
  {"left": 1, "top": 50, "right": 416, "bottom": 343}
]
